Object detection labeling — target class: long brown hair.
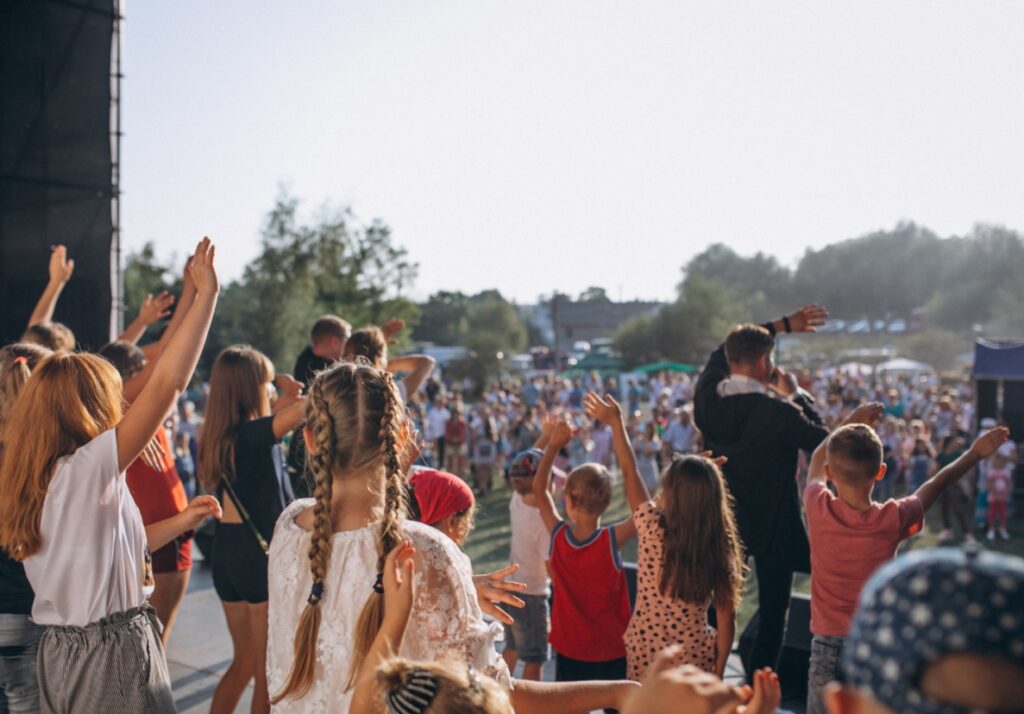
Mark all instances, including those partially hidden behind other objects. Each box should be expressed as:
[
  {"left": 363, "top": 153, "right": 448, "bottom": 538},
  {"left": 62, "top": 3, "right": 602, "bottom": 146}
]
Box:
[
  {"left": 658, "top": 455, "right": 745, "bottom": 610},
  {"left": 343, "top": 327, "right": 387, "bottom": 368},
  {"left": 0, "top": 343, "right": 52, "bottom": 448},
  {"left": 0, "top": 352, "right": 123, "bottom": 559},
  {"left": 197, "top": 345, "right": 274, "bottom": 492},
  {"left": 271, "top": 361, "right": 409, "bottom": 702}
]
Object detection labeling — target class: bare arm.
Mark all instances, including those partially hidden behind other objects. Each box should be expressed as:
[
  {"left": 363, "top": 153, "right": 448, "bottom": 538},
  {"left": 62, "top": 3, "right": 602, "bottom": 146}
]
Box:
[
  {"left": 26, "top": 245, "right": 75, "bottom": 328},
  {"left": 532, "top": 423, "right": 568, "bottom": 534},
  {"left": 116, "top": 238, "right": 218, "bottom": 472},
  {"left": 714, "top": 601, "right": 735, "bottom": 678},
  {"left": 809, "top": 402, "right": 884, "bottom": 485},
  {"left": 271, "top": 400, "right": 307, "bottom": 440},
  {"left": 584, "top": 392, "right": 651, "bottom": 511},
  {"left": 510, "top": 679, "right": 639, "bottom": 713},
  {"left": 387, "top": 355, "right": 435, "bottom": 397},
  {"left": 145, "top": 495, "right": 222, "bottom": 551},
  {"left": 915, "top": 428, "right": 1009, "bottom": 511},
  {"left": 140, "top": 255, "right": 198, "bottom": 362},
  {"left": 118, "top": 291, "right": 174, "bottom": 345}
]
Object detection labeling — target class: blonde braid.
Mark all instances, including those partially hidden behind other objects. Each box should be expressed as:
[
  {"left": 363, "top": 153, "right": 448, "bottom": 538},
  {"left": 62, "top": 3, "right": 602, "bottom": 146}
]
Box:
[{"left": 271, "top": 381, "right": 338, "bottom": 703}]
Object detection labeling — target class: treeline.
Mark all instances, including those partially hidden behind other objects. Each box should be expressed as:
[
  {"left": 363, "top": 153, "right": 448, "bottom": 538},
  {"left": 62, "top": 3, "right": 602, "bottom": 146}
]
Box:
[
  {"left": 614, "top": 222, "right": 1024, "bottom": 369},
  {"left": 124, "top": 196, "right": 1024, "bottom": 380}
]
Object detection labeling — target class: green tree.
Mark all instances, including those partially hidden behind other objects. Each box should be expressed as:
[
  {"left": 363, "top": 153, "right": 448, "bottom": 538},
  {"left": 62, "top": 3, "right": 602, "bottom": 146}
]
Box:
[
  {"left": 121, "top": 242, "right": 182, "bottom": 342},
  {"left": 446, "top": 290, "right": 528, "bottom": 389},
  {"left": 412, "top": 291, "right": 471, "bottom": 345}
]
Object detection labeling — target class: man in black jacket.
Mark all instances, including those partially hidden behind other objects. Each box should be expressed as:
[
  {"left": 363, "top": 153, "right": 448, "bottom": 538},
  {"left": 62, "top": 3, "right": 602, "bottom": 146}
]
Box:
[{"left": 694, "top": 304, "right": 829, "bottom": 678}]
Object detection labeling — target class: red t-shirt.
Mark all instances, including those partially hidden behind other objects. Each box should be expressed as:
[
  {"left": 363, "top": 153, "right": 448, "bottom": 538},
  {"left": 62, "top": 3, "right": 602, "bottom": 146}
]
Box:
[
  {"left": 126, "top": 428, "right": 189, "bottom": 525},
  {"left": 804, "top": 480, "right": 923, "bottom": 637},
  {"left": 549, "top": 522, "right": 631, "bottom": 661}
]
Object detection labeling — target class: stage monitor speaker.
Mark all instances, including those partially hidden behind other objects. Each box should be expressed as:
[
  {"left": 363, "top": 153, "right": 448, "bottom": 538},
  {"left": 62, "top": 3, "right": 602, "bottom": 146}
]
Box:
[
  {"left": 0, "top": 0, "right": 119, "bottom": 349},
  {"left": 738, "top": 592, "right": 811, "bottom": 699}
]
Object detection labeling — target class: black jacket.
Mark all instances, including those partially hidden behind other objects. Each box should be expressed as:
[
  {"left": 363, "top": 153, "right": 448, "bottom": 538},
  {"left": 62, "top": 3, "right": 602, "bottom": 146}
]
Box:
[{"left": 694, "top": 340, "right": 828, "bottom": 567}]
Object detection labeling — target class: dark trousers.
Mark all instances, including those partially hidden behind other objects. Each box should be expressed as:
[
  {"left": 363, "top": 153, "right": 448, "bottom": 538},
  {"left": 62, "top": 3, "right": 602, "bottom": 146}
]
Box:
[
  {"left": 435, "top": 437, "right": 446, "bottom": 469},
  {"left": 749, "top": 548, "right": 796, "bottom": 678},
  {"left": 555, "top": 653, "right": 626, "bottom": 714}
]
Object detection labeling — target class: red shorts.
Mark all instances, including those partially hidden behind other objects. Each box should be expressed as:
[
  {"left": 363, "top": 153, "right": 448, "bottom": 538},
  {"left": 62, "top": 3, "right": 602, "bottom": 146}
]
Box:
[{"left": 151, "top": 535, "right": 193, "bottom": 574}]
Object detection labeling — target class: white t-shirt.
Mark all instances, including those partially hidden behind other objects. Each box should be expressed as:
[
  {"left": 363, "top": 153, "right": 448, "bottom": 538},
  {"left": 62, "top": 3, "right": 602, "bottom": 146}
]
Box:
[
  {"left": 425, "top": 406, "right": 450, "bottom": 441},
  {"left": 508, "top": 492, "right": 551, "bottom": 596},
  {"left": 24, "top": 429, "right": 151, "bottom": 627}
]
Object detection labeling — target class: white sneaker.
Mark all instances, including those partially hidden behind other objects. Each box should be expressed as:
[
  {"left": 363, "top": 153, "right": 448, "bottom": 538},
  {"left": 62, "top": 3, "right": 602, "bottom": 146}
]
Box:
[
  {"left": 988, "top": 529, "right": 996, "bottom": 541},
  {"left": 1000, "top": 528, "right": 1010, "bottom": 540}
]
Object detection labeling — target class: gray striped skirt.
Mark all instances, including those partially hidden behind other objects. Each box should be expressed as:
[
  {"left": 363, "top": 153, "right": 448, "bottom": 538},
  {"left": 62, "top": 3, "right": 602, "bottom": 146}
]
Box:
[{"left": 37, "top": 604, "right": 175, "bottom": 714}]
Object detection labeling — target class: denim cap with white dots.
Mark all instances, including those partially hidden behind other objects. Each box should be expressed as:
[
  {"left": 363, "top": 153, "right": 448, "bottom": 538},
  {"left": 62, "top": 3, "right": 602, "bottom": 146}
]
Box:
[{"left": 842, "top": 547, "right": 1024, "bottom": 714}]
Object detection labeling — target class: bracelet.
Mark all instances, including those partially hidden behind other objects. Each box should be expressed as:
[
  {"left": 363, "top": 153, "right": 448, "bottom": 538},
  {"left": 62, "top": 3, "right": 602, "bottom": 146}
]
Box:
[{"left": 783, "top": 316, "right": 792, "bottom": 334}]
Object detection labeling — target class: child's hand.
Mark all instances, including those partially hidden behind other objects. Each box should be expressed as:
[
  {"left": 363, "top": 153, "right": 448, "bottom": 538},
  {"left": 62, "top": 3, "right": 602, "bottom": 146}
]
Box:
[
  {"left": 381, "top": 540, "right": 416, "bottom": 631},
  {"left": 181, "top": 495, "right": 222, "bottom": 529},
  {"left": 737, "top": 668, "right": 780, "bottom": 714},
  {"left": 48, "top": 244, "right": 75, "bottom": 284},
  {"left": 187, "top": 237, "right": 219, "bottom": 295},
  {"left": 549, "top": 417, "right": 574, "bottom": 450},
  {"left": 381, "top": 318, "right": 405, "bottom": 344},
  {"left": 698, "top": 450, "right": 729, "bottom": 468},
  {"left": 138, "top": 291, "right": 175, "bottom": 326},
  {"left": 472, "top": 564, "right": 527, "bottom": 625},
  {"left": 970, "top": 427, "right": 1010, "bottom": 461},
  {"left": 845, "top": 402, "right": 884, "bottom": 427},
  {"left": 621, "top": 647, "right": 745, "bottom": 714},
  {"left": 584, "top": 392, "right": 622, "bottom": 425}
]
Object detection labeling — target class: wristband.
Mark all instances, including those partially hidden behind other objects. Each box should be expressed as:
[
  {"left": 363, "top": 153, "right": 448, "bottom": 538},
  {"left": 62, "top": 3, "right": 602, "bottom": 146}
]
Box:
[{"left": 783, "top": 316, "right": 792, "bottom": 334}]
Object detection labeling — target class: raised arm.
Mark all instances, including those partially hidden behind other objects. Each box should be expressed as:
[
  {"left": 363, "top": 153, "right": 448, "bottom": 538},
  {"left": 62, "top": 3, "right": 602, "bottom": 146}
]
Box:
[
  {"left": 118, "top": 291, "right": 174, "bottom": 345},
  {"left": 915, "top": 427, "right": 1009, "bottom": 511},
  {"left": 809, "top": 402, "right": 885, "bottom": 484},
  {"left": 350, "top": 541, "right": 416, "bottom": 714},
  {"left": 116, "top": 238, "right": 218, "bottom": 472},
  {"left": 26, "top": 245, "right": 75, "bottom": 329},
  {"left": 532, "top": 419, "right": 571, "bottom": 533},
  {"left": 271, "top": 375, "right": 307, "bottom": 440},
  {"left": 140, "top": 253, "right": 199, "bottom": 362},
  {"left": 584, "top": 392, "right": 650, "bottom": 510},
  {"left": 387, "top": 354, "right": 436, "bottom": 397}
]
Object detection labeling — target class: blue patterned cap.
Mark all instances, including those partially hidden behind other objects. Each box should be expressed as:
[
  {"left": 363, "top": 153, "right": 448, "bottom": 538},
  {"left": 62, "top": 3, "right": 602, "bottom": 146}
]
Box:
[
  {"left": 509, "top": 448, "right": 544, "bottom": 479},
  {"left": 842, "top": 547, "right": 1024, "bottom": 714}
]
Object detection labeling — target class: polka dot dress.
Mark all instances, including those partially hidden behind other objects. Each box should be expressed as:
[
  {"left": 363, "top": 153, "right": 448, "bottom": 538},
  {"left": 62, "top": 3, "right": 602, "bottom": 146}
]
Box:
[{"left": 624, "top": 501, "right": 717, "bottom": 681}]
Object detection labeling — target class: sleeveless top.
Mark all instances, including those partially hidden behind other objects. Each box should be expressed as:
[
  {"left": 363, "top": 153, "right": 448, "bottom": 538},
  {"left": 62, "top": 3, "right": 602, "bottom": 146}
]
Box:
[{"left": 548, "top": 521, "right": 630, "bottom": 661}]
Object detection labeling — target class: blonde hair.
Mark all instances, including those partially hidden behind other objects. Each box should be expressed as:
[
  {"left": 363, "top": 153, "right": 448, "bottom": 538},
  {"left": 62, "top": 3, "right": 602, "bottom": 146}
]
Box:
[
  {"left": 377, "top": 658, "right": 513, "bottom": 714},
  {"left": 22, "top": 322, "right": 75, "bottom": 352},
  {"left": 658, "top": 456, "right": 746, "bottom": 610},
  {"left": 827, "top": 424, "right": 883, "bottom": 484},
  {"left": 0, "top": 343, "right": 52, "bottom": 446},
  {"left": 197, "top": 345, "right": 274, "bottom": 492},
  {"left": 344, "top": 327, "right": 388, "bottom": 368},
  {"left": 271, "top": 361, "right": 409, "bottom": 702},
  {"left": 0, "top": 352, "right": 123, "bottom": 559},
  {"left": 565, "top": 463, "right": 613, "bottom": 515}
]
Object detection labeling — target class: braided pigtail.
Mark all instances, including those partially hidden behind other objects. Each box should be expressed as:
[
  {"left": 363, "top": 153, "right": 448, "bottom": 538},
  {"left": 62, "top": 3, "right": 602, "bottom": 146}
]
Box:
[
  {"left": 271, "top": 380, "right": 340, "bottom": 703},
  {"left": 346, "top": 369, "right": 409, "bottom": 690}
]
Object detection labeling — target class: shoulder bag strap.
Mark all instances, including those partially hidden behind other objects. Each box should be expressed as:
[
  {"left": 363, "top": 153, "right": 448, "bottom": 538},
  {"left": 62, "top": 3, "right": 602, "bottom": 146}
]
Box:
[{"left": 220, "top": 474, "right": 270, "bottom": 556}]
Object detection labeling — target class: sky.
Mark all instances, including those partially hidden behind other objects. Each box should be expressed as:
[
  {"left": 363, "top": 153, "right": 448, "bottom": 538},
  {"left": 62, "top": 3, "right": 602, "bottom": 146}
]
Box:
[{"left": 121, "top": 1, "right": 1024, "bottom": 304}]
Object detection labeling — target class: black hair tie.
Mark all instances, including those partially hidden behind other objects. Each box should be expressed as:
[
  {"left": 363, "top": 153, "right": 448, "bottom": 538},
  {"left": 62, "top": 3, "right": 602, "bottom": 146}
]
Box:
[
  {"left": 307, "top": 581, "right": 325, "bottom": 606},
  {"left": 373, "top": 572, "right": 385, "bottom": 595}
]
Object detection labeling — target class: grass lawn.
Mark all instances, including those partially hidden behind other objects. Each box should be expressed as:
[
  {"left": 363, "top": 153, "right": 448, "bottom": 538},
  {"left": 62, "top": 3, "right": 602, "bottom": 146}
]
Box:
[{"left": 463, "top": 472, "right": 1024, "bottom": 634}]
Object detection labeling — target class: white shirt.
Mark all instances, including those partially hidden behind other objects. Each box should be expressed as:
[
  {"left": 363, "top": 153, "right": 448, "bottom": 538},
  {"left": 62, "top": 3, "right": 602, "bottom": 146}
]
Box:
[
  {"left": 24, "top": 430, "right": 150, "bottom": 627},
  {"left": 716, "top": 374, "right": 767, "bottom": 397},
  {"left": 508, "top": 492, "right": 551, "bottom": 596},
  {"left": 267, "top": 502, "right": 509, "bottom": 713},
  {"left": 663, "top": 421, "right": 697, "bottom": 453},
  {"left": 425, "top": 406, "right": 450, "bottom": 441}
]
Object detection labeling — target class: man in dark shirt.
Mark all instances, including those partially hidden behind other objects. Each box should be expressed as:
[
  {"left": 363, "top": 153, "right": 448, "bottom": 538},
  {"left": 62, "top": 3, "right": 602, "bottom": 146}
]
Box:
[
  {"left": 694, "top": 304, "right": 829, "bottom": 678},
  {"left": 293, "top": 315, "right": 352, "bottom": 388}
]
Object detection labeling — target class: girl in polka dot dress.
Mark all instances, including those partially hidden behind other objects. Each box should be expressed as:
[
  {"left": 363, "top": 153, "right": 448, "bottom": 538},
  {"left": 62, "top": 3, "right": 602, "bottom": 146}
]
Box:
[{"left": 584, "top": 393, "right": 746, "bottom": 682}]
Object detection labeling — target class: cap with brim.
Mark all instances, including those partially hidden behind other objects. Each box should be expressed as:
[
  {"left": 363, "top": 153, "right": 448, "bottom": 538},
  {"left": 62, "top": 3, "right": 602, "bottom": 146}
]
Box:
[
  {"left": 842, "top": 547, "right": 1024, "bottom": 714},
  {"left": 509, "top": 449, "right": 544, "bottom": 479}
]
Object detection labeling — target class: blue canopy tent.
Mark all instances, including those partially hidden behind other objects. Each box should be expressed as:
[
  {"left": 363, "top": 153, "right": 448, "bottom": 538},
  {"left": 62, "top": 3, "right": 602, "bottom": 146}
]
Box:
[{"left": 972, "top": 339, "right": 1024, "bottom": 443}]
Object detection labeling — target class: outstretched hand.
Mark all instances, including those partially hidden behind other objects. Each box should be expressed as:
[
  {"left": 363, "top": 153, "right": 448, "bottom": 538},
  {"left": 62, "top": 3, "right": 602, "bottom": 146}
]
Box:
[
  {"left": 181, "top": 495, "right": 222, "bottom": 530},
  {"left": 381, "top": 318, "right": 406, "bottom": 344},
  {"left": 584, "top": 392, "right": 622, "bottom": 425},
  {"left": 187, "top": 237, "right": 219, "bottom": 295},
  {"left": 785, "top": 304, "right": 829, "bottom": 333},
  {"left": 970, "top": 427, "right": 1010, "bottom": 461},
  {"left": 49, "top": 245, "right": 75, "bottom": 284},
  {"left": 138, "top": 291, "right": 174, "bottom": 326},
  {"left": 548, "top": 417, "right": 574, "bottom": 450},
  {"left": 845, "top": 402, "right": 885, "bottom": 427},
  {"left": 473, "top": 564, "right": 527, "bottom": 625}
]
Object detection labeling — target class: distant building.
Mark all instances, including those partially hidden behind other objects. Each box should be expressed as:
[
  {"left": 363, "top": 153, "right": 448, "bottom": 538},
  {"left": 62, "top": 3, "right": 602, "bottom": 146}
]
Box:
[{"left": 542, "top": 294, "right": 663, "bottom": 352}]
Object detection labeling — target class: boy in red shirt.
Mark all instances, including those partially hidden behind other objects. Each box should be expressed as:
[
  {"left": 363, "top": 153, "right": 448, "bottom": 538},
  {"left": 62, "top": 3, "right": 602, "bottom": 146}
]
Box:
[
  {"left": 803, "top": 403, "right": 1009, "bottom": 714},
  {"left": 533, "top": 417, "right": 635, "bottom": 709}
]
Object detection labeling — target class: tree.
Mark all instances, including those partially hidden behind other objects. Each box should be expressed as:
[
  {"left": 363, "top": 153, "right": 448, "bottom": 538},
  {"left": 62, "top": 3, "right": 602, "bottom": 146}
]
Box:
[
  {"left": 446, "top": 290, "right": 528, "bottom": 389},
  {"left": 121, "top": 242, "right": 182, "bottom": 342},
  {"left": 412, "top": 291, "right": 471, "bottom": 345}
]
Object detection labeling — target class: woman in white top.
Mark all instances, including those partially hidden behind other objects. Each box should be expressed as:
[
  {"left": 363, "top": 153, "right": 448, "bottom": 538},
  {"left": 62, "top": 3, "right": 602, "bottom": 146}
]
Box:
[
  {"left": 0, "top": 238, "right": 222, "bottom": 714},
  {"left": 635, "top": 422, "right": 662, "bottom": 494}
]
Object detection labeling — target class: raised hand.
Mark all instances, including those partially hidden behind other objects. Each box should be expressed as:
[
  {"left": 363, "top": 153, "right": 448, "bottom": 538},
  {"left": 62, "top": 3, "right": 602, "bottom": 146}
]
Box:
[
  {"left": 785, "top": 304, "right": 829, "bottom": 333},
  {"left": 181, "top": 495, "right": 222, "bottom": 529},
  {"left": 845, "top": 402, "right": 885, "bottom": 427},
  {"left": 584, "top": 392, "right": 622, "bottom": 425},
  {"left": 970, "top": 427, "right": 1010, "bottom": 460},
  {"left": 138, "top": 291, "right": 174, "bottom": 326},
  {"left": 473, "top": 564, "right": 527, "bottom": 625},
  {"left": 381, "top": 540, "right": 416, "bottom": 631},
  {"left": 186, "top": 237, "right": 219, "bottom": 295},
  {"left": 698, "top": 451, "right": 729, "bottom": 468},
  {"left": 381, "top": 318, "right": 406, "bottom": 345},
  {"left": 549, "top": 417, "right": 574, "bottom": 450},
  {"left": 48, "top": 245, "right": 75, "bottom": 284}
]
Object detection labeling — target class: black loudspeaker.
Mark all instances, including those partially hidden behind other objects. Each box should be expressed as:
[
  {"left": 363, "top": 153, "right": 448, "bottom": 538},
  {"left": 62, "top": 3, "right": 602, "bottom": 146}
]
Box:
[{"left": 737, "top": 592, "right": 811, "bottom": 698}]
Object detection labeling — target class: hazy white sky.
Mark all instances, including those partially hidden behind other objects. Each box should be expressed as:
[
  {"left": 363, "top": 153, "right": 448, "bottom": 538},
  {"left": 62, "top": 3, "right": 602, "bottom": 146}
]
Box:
[{"left": 122, "top": 1, "right": 1024, "bottom": 303}]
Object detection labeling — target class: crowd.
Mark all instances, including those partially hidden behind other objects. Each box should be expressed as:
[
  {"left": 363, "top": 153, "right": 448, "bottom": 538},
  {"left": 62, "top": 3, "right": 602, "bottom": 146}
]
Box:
[{"left": 0, "top": 241, "right": 1021, "bottom": 714}]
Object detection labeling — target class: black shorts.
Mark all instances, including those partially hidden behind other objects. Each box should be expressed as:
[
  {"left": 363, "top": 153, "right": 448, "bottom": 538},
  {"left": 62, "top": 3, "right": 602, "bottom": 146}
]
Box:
[{"left": 212, "top": 524, "right": 268, "bottom": 603}]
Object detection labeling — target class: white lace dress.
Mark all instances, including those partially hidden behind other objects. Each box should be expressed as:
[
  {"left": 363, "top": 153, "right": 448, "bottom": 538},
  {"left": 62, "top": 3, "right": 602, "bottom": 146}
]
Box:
[{"left": 267, "top": 499, "right": 510, "bottom": 713}]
